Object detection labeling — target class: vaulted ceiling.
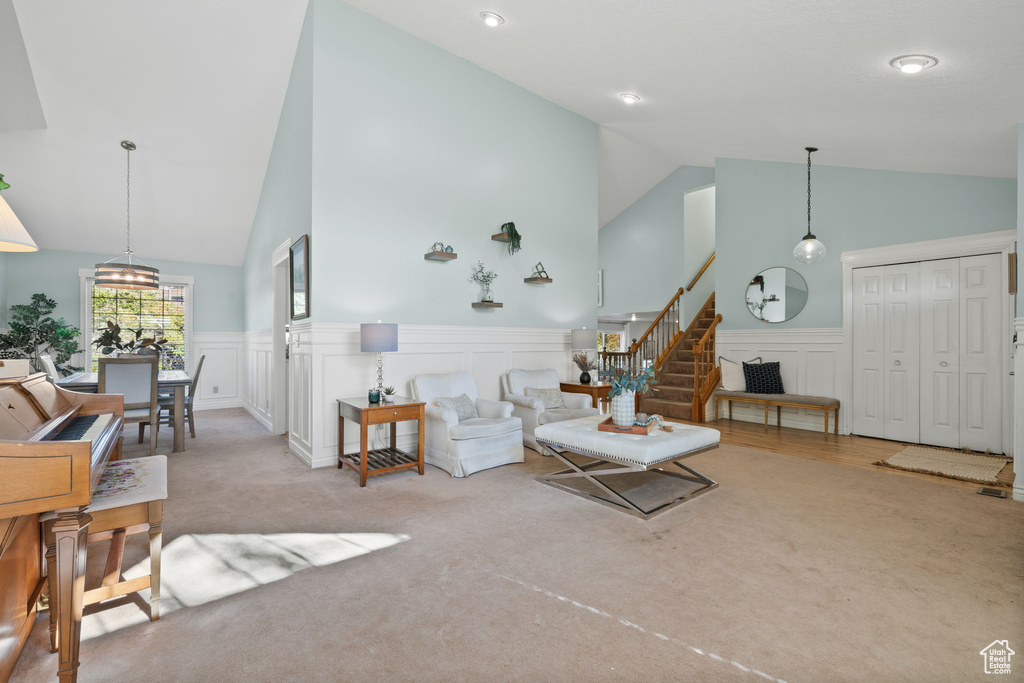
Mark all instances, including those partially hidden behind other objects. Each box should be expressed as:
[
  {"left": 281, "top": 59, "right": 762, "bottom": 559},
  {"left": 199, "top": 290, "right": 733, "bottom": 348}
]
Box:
[{"left": 1, "top": 0, "right": 1021, "bottom": 265}]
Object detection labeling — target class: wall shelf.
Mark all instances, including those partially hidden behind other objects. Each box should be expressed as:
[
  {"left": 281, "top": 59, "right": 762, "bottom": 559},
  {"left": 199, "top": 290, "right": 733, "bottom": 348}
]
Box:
[
  {"left": 523, "top": 277, "right": 552, "bottom": 284},
  {"left": 491, "top": 232, "right": 521, "bottom": 243},
  {"left": 424, "top": 251, "right": 457, "bottom": 261},
  {"left": 471, "top": 302, "right": 503, "bottom": 308}
]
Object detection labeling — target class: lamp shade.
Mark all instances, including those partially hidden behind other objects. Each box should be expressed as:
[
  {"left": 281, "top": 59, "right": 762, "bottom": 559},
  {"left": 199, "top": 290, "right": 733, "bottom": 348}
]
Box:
[
  {"left": 571, "top": 328, "right": 597, "bottom": 350},
  {"left": 360, "top": 323, "right": 398, "bottom": 352},
  {"left": 0, "top": 193, "right": 38, "bottom": 252}
]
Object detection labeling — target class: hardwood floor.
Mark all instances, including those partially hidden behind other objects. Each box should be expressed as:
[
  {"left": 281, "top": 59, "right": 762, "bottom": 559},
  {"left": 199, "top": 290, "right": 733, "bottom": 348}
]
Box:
[{"left": 673, "top": 415, "right": 1016, "bottom": 491}]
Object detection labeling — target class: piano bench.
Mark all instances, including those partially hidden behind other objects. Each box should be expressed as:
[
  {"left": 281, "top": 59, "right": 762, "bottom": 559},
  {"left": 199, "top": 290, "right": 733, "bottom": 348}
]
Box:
[{"left": 43, "top": 455, "right": 168, "bottom": 644}]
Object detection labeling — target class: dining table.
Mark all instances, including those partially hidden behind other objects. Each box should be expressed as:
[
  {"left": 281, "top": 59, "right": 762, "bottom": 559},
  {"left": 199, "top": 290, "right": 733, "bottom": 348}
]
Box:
[{"left": 58, "top": 369, "right": 192, "bottom": 453}]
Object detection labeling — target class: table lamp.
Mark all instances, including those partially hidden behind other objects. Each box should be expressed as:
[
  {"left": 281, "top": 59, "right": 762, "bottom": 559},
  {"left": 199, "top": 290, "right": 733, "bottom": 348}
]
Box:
[{"left": 360, "top": 323, "right": 398, "bottom": 396}]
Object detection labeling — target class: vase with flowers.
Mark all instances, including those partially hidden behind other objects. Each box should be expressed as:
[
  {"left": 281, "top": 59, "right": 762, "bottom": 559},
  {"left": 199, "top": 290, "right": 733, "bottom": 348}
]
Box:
[
  {"left": 572, "top": 353, "right": 598, "bottom": 385},
  {"left": 608, "top": 366, "right": 658, "bottom": 427},
  {"left": 470, "top": 261, "right": 498, "bottom": 302}
]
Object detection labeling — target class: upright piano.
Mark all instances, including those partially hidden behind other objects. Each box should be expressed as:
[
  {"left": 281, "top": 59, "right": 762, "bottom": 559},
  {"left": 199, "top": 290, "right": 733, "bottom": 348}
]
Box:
[{"left": 0, "top": 370, "right": 124, "bottom": 682}]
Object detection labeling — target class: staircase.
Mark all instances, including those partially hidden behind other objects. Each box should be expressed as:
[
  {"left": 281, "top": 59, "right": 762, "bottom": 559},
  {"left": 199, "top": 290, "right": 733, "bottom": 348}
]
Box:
[{"left": 640, "top": 294, "right": 716, "bottom": 421}]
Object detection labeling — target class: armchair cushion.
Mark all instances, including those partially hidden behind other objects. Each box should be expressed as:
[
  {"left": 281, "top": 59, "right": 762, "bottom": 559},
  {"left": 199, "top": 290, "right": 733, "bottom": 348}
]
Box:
[
  {"left": 424, "top": 404, "right": 459, "bottom": 427},
  {"left": 450, "top": 416, "right": 523, "bottom": 440},
  {"left": 436, "top": 393, "right": 479, "bottom": 421},
  {"left": 505, "top": 393, "right": 544, "bottom": 412},
  {"left": 524, "top": 387, "right": 565, "bottom": 409}
]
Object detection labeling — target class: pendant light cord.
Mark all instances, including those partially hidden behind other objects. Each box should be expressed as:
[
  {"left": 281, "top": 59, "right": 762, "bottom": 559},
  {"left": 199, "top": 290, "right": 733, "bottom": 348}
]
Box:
[
  {"left": 806, "top": 148, "right": 812, "bottom": 238},
  {"left": 125, "top": 144, "right": 132, "bottom": 254}
]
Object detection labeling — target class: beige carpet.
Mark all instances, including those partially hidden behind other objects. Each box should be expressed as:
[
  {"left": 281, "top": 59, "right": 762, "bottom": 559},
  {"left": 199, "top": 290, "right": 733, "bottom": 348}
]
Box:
[
  {"left": 11, "top": 408, "right": 1024, "bottom": 682},
  {"left": 878, "top": 445, "right": 1011, "bottom": 485}
]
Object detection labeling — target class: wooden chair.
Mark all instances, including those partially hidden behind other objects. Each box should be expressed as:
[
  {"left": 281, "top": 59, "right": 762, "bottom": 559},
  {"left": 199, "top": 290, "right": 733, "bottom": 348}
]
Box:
[
  {"left": 156, "top": 355, "right": 205, "bottom": 438},
  {"left": 42, "top": 455, "right": 167, "bottom": 651},
  {"left": 99, "top": 355, "right": 160, "bottom": 456}
]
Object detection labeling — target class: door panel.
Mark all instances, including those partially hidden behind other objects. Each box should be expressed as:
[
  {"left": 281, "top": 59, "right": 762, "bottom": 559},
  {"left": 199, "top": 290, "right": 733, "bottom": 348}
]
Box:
[
  {"left": 852, "top": 268, "right": 885, "bottom": 437},
  {"left": 883, "top": 263, "right": 920, "bottom": 443},
  {"left": 919, "top": 259, "right": 959, "bottom": 447},
  {"left": 959, "top": 254, "right": 1003, "bottom": 453}
]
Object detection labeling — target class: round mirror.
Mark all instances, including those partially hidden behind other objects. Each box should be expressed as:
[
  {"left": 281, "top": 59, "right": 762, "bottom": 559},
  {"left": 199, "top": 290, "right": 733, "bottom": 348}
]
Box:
[{"left": 745, "top": 267, "right": 808, "bottom": 323}]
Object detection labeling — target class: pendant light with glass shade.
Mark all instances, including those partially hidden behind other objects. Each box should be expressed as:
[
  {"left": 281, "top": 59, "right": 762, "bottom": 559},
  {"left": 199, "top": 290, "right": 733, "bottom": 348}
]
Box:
[
  {"left": 792, "top": 146, "right": 826, "bottom": 264},
  {"left": 94, "top": 141, "right": 160, "bottom": 290}
]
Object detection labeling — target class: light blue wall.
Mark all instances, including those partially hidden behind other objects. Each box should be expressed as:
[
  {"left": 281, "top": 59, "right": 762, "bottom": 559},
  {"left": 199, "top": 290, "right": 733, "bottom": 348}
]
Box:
[
  {"left": 598, "top": 165, "right": 714, "bottom": 317},
  {"left": 716, "top": 158, "right": 1017, "bottom": 329},
  {"left": 297, "top": 0, "right": 597, "bottom": 329},
  {"left": 0, "top": 252, "right": 7, "bottom": 322},
  {"left": 242, "top": 1, "right": 313, "bottom": 332},
  {"left": 2, "top": 248, "right": 244, "bottom": 331}
]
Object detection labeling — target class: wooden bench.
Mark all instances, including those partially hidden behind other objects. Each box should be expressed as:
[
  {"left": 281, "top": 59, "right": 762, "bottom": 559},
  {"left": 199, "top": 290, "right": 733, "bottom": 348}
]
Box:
[{"left": 713, "top": 391, "right": 839, "bottom": 434}]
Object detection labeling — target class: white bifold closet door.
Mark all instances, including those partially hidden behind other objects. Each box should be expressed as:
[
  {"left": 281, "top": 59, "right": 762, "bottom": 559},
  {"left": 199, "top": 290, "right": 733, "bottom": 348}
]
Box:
[{"left": 852, "top": 254, "right": 1003, "bottom": 453}]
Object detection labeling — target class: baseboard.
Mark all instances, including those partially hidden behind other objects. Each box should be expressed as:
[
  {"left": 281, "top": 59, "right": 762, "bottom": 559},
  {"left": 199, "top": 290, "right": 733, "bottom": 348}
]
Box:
[
  {"left": 193, "top": 398, "right": 244, "bottom": 412},
  {"left": 289, "top": 437, "right": 314, "bottom": 467},
  {"left": 243, "top": 402, "right": 273, "bottom": 432}
]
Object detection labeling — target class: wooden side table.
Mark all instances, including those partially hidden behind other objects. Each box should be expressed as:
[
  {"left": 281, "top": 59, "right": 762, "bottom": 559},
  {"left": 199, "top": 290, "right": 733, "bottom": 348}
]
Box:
[
  {"left": 559, "top": 381, "right": 611, "bottom": 409},
  {"left": 337, "top": 396, "right": 425, "bottom": 487}
]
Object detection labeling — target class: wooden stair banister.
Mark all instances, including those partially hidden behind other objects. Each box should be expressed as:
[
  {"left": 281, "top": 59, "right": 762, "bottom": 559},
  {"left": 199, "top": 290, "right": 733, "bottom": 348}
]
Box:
[
  {"left": 691, "top": 313, "right": 723, "bottom": 422},
  {"left": 686, "top": 252, "right": 715, "bottom": 292},
  {"left": 628, "top": 286, "right": 684, "bottom": 372}
]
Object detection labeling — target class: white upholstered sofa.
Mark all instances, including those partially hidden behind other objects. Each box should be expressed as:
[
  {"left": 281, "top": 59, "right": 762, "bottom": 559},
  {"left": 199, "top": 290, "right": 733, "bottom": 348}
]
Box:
[
  {"left": 501, "top": 368, "right": 600, "bottom": 452},
  {"left": 411, "top": 371, "right": 524, "bottom": 477}
]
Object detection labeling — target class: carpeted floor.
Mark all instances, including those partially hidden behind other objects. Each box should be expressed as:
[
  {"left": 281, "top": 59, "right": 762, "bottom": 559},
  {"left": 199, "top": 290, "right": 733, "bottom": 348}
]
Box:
[{"left": 12, "top": 408, "right": 1024, "bottom": 682}]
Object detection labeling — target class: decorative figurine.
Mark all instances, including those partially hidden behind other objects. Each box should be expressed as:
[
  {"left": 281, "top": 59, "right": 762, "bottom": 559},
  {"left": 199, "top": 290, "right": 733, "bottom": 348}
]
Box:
[{"left": 532, "top": 262, "right": 549, "bottom": 279}]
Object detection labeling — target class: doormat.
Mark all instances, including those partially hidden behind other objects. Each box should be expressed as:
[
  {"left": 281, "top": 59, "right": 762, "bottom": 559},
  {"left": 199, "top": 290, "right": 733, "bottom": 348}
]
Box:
[{"left": 876, "top": 446, "right": 1010, "bottom": 485}]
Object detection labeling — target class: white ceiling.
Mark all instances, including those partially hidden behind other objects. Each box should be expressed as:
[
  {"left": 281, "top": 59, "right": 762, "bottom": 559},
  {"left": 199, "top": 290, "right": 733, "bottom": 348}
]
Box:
[
  {"left": 0, "top": 0, "right": 307, "bottom": 266},
  {"left": 2, "top": 0, "right": 1022, "bottom": 265}
]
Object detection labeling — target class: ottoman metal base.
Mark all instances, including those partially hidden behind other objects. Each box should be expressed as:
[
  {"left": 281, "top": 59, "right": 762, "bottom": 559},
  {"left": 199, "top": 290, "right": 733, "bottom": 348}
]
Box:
[{"left": 536, "top": 439, "right": 718, "bottom": 519}]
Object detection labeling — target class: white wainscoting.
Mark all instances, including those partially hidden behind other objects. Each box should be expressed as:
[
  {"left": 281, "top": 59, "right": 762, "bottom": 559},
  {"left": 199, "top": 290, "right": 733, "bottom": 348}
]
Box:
[
  {"left": 264, "top": 323, "right": 573, "bottom": 468},
  {"left": 191, "top": 332, "right": 244, "bottom": 412},
  {"left": 243, "top": 329, "right": 273, "bottom": 431},
  {"left": 715, "top": 328, "right": 845, "bottom": 433}
]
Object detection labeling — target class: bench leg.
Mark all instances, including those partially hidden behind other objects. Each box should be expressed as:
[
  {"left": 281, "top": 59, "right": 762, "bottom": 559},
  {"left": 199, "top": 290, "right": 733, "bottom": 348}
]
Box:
[
  {"left": 824, "top": 408, "right": 829, "bottom": 435},
  {"left": 729, "top": 401, "right": 733, "bottom": 420},
  {"left": 776, "top": 405, "right": 781, "bottom": 427},
  {"left": 834, "top": 407, "right": 839, "bottom": 435},
  {"left": 763, "top": 403, "right": 768, "bottom": 429}
]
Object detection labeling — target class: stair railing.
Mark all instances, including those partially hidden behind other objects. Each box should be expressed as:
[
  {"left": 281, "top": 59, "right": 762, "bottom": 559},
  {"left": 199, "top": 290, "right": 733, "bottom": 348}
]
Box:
[
  {"left": 691, "top": 313, "right": 723, "bottom": 422},
  {"left": 631, "top": 286, "right": 685, "bottom": 374},
  {"left": 597, "top": 351, "right": 632, "bottom": 380},
  {"left": 687, "top": 252, "right": 715, "bottom": 292}
]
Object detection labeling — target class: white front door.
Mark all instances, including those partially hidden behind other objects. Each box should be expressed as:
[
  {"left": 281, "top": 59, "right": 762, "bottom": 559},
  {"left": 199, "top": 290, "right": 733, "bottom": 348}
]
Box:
[
  {"left": 919, "top": 259, "right": 960, "bottom": 448},
  {"left": 883, "top": 263, "right": 920, "bottom": 443},
  {"left": 959, "top": 254, "right": 1003, "bottom": 453}
]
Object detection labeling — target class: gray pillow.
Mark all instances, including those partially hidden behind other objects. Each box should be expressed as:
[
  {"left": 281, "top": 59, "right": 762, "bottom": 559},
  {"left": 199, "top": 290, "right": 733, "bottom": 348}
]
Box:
[
  {"left": 524, "top": 387, "right": 565, "bottom": 409},
  {"left": 436, "top": 394, "right": 478, "bottom": 421}
]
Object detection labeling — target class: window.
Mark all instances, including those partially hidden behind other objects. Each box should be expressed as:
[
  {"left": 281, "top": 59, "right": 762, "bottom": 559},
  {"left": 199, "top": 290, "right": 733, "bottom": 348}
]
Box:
[
  {"left": 80, "top": 271, "right": 193, "bottom": 372},
  {"left": 598, "top": 332, "right": 622, "bottom": 353}
]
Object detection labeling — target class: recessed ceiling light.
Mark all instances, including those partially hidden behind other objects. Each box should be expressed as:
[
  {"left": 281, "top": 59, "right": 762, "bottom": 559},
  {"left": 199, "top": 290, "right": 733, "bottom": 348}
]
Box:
[
  {"left": 619, "top": 93, "right": 641, "bottom": 105},
  {"left": 889, "top": 54, "right": 938, "bottom": 74},
  {"left": 480, "top": 12, "right": 504, "bottom": 27}
]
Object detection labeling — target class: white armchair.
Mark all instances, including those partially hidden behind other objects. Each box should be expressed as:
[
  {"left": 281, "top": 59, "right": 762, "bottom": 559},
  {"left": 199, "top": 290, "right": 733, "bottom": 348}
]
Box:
[
  {"left": 411, "top": 371, "right": 524, "bottom": 477},
  {"left": 501, "top": 368, "right": 600, "bottom": 452}
]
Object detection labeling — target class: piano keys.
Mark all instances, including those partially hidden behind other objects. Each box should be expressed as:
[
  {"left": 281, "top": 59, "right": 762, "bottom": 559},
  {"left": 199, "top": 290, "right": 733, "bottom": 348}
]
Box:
[{"left": 0, "top": 371, "right": 124, "bottom": 682}]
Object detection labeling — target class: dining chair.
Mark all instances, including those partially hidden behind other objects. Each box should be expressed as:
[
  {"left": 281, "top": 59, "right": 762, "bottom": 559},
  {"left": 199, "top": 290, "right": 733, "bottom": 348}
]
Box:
[
  {"left": 157, "top": 354, "right": 205, "bottom": 438},
  {"left": 99, "top": 355, "right": 160, "bottom": 455}
]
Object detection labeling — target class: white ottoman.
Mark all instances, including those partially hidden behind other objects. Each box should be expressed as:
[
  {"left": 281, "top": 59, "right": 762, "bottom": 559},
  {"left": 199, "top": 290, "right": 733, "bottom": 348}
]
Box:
[{"left": 534, "top": 415, "right": 720, "bottom": 518}]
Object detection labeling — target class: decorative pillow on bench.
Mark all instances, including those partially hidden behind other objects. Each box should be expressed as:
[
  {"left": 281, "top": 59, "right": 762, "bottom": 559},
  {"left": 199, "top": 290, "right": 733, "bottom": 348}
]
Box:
[
  {"left": 719, "top": 356, "right": 761, "bottom": 391},
  {"left": 524, "top": 387, "right": 565, "bottom": 409},
  {"left": 742, "top": 361, "right": 784, "bottom": 394},
  {"left": 436, "top": 394, "right": 478, "bottom": 421}
]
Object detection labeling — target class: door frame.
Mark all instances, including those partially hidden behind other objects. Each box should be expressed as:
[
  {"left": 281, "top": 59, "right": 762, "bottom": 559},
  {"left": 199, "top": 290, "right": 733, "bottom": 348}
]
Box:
[
  {"left": 841, "top": 229, "right": 1016, "bottom": 454},
  {"left": 271, "top": 237, "right": 292, "bottom": 435}
]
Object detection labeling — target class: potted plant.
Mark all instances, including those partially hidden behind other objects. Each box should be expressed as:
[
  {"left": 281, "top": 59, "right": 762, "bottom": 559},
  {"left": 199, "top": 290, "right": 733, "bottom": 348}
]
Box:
[
  {"left": 93, "top": 322, "right": 167, "bottom": 357},
  {"left": 382, "top": 386, "right": 397, "bottom": 403},
  {"left": 470, "top": 261, "right": 498, "bottom": 302},
  {"left": 0, "top": 293, "right": 83, "bottom": 376},
  {"left": 608, "top": 366, "right": 658, "bottom": 427},
  {"left": 572, "top": 353, "right": 598, "bottom": 385},
  {"left": 500, "top": 221, "right": 522, "bottom": 255}
]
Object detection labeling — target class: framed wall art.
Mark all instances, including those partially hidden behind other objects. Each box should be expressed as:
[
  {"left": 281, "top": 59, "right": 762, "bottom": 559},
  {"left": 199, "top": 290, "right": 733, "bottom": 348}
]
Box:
[{"left": 290, "top": 234, "right": 310, "bottom": 320}]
